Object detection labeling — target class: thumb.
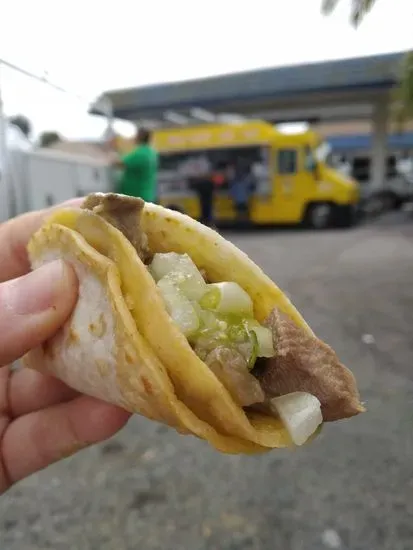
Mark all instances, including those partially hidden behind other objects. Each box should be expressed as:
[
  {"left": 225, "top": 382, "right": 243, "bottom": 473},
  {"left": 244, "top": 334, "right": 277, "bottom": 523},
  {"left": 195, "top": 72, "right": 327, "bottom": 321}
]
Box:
[{"left": 0, "top": 261, "right": 78, "bottom": 366}]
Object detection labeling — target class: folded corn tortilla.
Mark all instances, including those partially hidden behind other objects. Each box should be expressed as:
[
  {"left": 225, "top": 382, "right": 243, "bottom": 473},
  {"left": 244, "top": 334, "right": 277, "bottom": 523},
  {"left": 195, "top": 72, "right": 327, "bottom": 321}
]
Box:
[{"left": 24, "top": 193, "right": 364, "bottom": 453}]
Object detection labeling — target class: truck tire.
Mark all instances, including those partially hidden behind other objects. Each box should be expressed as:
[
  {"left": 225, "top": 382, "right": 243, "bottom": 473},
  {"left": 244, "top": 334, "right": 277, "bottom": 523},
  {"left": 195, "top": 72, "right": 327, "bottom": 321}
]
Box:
[
  {"left": 367, "top": 191, "right": 398, "bottom": 214},
  {"left": 380, "top": 192, "right": 399, "bottom": 211},
  {"left": 304, "top": 202, "right": 333, "bottom": 229}
]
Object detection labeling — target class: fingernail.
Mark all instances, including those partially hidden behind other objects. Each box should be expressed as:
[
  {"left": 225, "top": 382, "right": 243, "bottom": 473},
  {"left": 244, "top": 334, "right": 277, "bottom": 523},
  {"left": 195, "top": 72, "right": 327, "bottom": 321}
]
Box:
[{"left": 7, "top": 260, "right": 72, "bottom": 315}]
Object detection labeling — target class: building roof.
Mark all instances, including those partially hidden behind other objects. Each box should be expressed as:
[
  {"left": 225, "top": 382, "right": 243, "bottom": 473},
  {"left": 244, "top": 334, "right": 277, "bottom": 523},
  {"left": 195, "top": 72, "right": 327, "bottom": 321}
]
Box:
[
  {"left": 48, "top": 140, "right": 108, "bottom": 159},
  {"left": 327, "top": 132, "right": 413, "bottom": 152},
  {"left": 92, "top": 51, "right": 405, "bottom": 123}
]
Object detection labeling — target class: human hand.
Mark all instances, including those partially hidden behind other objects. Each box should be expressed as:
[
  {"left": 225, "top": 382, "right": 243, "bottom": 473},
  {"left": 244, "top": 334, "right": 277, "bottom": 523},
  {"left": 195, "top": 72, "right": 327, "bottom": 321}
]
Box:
[{"left": 0, "top": 201, "right": 131, "bottom": 494}]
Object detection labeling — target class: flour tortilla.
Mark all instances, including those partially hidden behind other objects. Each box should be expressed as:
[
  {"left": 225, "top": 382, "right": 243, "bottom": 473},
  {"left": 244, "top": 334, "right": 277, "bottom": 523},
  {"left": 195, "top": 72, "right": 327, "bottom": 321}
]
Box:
[{"left": 25, "top": 203, "right": 361, "bottom": 450}]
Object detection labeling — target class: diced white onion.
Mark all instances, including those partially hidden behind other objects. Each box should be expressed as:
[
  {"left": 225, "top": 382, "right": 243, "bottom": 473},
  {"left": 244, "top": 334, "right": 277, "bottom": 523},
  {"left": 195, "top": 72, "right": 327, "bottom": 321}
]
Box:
[
  {"left": 271, "top": 392, "right": 322, "bottom": 446},
  {"left": 150, "top": 253, "right": 207, "bottom": 301},
  {"left": 201, "top": 282, "right": 253, "bottom": 316},
  {"left": 171, "top": 271, "right": 207, "bottom": 302},
  {"left": 150, "top": 252, "right": 182, "bottom": 281},
  {"left": 157, "top": 277, "right": 199, "bottom": 337}
]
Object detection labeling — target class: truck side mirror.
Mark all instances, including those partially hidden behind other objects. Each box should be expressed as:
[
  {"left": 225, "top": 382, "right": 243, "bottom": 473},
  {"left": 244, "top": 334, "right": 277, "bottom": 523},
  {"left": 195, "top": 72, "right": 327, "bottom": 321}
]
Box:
[{"left": 306, "top": 157, "right": 317, "bottom": 173}]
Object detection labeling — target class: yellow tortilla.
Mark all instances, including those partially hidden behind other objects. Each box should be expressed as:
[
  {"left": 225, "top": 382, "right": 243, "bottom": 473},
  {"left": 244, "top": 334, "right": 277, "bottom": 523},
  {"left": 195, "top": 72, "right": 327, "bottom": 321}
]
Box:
[
  {"left": 26, "top": 204, "right": 318, "bottom": 449},
  {"left": 24, "top": 222, "right": 284, "bottom": 454}
]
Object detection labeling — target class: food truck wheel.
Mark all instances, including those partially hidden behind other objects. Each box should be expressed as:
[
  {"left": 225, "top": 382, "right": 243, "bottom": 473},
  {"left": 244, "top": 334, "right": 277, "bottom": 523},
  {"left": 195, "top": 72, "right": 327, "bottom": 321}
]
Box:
[{"left": 305, "top": 202, "right": 333, "bottom": 229}]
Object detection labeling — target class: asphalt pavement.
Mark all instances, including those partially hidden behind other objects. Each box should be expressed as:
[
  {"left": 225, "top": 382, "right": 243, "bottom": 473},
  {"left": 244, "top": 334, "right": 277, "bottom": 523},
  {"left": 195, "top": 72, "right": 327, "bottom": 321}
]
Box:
[{"left": 1, "top": 210, "right": 413, "bottom": 550}]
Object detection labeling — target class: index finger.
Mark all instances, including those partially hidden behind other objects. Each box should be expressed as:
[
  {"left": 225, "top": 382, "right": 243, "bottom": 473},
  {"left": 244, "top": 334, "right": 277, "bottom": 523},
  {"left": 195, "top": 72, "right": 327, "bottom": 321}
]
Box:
[{"left": 0, "top": 198, "right": 84, "bottom": 283}]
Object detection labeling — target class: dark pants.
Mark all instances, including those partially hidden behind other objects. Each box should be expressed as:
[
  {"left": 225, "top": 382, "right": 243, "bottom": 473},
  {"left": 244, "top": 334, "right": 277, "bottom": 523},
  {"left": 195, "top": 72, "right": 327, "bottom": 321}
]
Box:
[
  {"left": 196, "top": 181, "right": 214, "bottom": 226},
  {"left": 235, "top": 201, "right": 249, "bottom": 221}
]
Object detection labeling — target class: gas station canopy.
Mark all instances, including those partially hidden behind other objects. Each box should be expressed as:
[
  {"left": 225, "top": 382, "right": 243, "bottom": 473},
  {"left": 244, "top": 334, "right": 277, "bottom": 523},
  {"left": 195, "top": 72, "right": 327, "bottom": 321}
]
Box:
[{"left": 91, "top": 51, "right": 406, "bottom": 127}]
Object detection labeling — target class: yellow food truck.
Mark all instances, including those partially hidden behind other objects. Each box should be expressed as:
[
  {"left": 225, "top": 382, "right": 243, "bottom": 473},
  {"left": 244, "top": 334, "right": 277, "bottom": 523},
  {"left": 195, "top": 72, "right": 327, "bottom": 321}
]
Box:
[{"left": 116, "top": 120, "right": 360, "bottom": 228}]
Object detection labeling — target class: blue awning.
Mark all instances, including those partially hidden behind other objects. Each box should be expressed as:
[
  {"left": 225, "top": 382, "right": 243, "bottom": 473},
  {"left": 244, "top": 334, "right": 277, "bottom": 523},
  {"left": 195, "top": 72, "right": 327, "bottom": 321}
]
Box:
[{"left": 326, "top": 132, "right": 413, "bottom": 152}]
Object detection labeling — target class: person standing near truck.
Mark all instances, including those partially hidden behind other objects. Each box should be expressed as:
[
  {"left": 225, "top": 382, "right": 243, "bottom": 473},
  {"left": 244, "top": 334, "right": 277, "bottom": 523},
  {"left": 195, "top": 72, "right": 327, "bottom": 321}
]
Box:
[
  {"left": 111, "top": 127, "right": 159, "bottom": 202},
  {"left": 228, "top": 158, "right": 255, "bottom": 222},
  {"left": 188, "top": 155, "right": 216, "bottom": 227}
]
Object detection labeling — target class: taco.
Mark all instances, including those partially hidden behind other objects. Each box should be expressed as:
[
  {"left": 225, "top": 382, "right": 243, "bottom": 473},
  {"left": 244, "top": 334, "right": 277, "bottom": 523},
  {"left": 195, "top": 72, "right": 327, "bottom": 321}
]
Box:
[{"left": 24, "top": 193, "right": 364, "bottom": 453}]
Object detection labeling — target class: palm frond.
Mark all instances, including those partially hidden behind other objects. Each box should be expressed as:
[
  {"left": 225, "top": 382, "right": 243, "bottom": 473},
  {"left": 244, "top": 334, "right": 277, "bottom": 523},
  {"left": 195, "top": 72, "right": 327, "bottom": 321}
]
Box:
[
  {"left": 321, "top": 0, "right": 340, "bottom": 16},
  {"left": 321, "top": 0, "right": 378, "bottom": 25},
  {"left": 350, "top": 0, "right": 378, "bottom": 26}
]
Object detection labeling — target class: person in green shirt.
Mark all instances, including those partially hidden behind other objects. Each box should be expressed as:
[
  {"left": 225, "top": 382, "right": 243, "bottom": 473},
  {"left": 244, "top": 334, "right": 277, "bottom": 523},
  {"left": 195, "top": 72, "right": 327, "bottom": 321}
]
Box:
[{"left": 112, "top": 127, "right": 158, "bottom": 202}]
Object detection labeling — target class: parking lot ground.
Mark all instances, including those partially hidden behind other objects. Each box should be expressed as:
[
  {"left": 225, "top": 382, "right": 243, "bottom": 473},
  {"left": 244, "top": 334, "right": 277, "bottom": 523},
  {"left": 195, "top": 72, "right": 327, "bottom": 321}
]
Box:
[{"left": 1, "top": 211, "right": 413, "bottom": 550}]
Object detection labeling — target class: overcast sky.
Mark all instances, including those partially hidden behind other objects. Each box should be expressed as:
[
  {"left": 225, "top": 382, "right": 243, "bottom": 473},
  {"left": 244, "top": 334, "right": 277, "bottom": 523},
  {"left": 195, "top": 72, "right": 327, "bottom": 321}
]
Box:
[{"left": 0, "top": 0, "right": 412, "bottom": 139}]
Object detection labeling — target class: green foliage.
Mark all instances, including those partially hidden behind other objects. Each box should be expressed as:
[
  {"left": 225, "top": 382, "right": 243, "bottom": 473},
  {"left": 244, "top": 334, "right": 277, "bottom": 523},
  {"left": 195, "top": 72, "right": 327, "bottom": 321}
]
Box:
[
  {"left": 9, "top": 115, "right": 32, "bottom": 138},
  {"left": 38, "top": 131, "right": 61, "bottom": 148},
  {"left": 321, "top": 0, "right": 377, "bottom": 26}
]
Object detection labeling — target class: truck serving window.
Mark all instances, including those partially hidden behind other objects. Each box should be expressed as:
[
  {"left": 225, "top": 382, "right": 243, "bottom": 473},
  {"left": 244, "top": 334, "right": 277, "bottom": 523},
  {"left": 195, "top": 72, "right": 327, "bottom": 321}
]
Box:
[
  {"left": 158, "top": 146, "right": 265, "bottom": 195},
  {"left": 277, "top": 149, "right": 297, "bottom": 174}
]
